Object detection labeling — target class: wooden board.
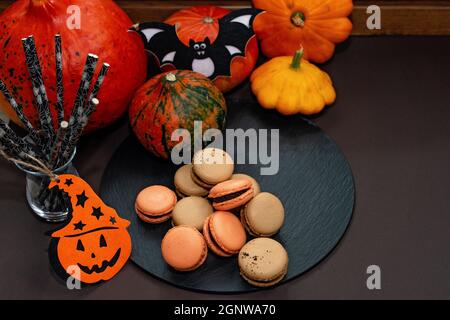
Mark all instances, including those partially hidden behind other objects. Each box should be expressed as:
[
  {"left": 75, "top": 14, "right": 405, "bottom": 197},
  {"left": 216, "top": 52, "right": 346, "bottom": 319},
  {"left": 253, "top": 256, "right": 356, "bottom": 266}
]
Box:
[
  {"left": 1, "top": 0, "right": 449, "bottom": 35},
  {"left": 99, "top": 94, "right": 355, "bottom": 293}
]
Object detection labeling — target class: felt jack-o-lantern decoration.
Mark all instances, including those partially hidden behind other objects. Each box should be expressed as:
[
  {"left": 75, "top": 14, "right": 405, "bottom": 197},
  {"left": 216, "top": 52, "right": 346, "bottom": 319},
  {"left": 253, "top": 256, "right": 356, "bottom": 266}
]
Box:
[
  {"left": 131, "top": 6, "right": 262, "bottom": 92},
  {"left": 50, "top": 174, "right": 132, "bottom": 284}
]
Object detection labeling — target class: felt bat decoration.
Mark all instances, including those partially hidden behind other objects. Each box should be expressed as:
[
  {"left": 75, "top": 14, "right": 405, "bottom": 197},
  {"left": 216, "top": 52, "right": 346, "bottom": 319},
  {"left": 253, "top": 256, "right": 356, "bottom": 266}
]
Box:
[
  {"left": 131, "top": 8, "right": 262, "bottom": 80},
  {"left": 49, "top": 174, "right": 131, "bottom": 285}
]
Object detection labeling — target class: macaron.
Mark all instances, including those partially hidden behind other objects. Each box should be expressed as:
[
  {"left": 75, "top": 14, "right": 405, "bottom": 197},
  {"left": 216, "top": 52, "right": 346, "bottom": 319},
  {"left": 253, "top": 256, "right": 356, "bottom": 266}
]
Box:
[
  {"left": 231, "top": 174, "right": 261, "bottom": 196},
  {"left": 238, "top": 238, "right": 288, "bottom": 287},
  {"left": 192, "top": 148, "right": 234, "bottom": 189},
  {"left": 203, "top": 211, "right": 246, "bottom": 257},
  {"left": 135, "top": 185, "right": 177, "bottom": 224},
  {"left": 240, "top": 192, "right": 285, "bottom": 237},
  {"left": 174, "top": 165, "right": 209, "bottom": 198},
  {"left": 208, "top": 179, "right": 254, "bottom": 211},
  {"left": 172, "top": 196, "right": 213, "bottom": 231},
  {"left": 161, "top": 225, "right": 208, "bottom": 272}
]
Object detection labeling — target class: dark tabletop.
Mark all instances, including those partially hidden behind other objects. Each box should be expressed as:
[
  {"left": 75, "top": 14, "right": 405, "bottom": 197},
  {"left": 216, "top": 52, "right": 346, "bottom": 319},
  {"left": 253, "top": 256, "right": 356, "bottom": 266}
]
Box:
[{"left": 0, "top": 37, "right": 449, "bottom": 300}]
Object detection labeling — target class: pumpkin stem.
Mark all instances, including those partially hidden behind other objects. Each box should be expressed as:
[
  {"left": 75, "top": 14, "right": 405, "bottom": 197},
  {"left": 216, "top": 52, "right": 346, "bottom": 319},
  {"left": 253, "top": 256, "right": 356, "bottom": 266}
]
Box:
[
  {"left": 203, "top": 16, "right": 214, "bottom": 24},
  {"left": 291, "top": 48, "right": 304, "bottom": 70},
  {"left": 291, "top": 12, "right": 305, "bottom": 27},
  {"left": 165, "top": 72, "right": 177, "bottom": 82}
]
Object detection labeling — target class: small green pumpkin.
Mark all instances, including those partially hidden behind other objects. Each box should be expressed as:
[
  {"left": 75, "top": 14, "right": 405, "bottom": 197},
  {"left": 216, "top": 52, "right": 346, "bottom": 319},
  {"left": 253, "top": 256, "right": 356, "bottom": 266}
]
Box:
[{"left": 129, "top": 70, "right": 227, "bottom": 159}]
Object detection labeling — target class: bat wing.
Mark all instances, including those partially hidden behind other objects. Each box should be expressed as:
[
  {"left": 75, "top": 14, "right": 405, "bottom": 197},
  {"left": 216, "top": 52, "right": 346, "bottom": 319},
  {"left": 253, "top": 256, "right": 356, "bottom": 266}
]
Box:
[
  {"left": 209, "top": 8, "right": 262, "bottom": 78},
  {"left": 131, "top": 22, "right": 190, "bottom": 69}
]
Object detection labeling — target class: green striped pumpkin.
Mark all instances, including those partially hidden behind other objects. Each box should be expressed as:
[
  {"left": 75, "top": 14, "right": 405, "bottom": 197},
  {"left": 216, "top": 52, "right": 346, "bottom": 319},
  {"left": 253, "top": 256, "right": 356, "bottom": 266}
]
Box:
[{"left": 129, "top": 70, "right": 227, "bottom": 159}]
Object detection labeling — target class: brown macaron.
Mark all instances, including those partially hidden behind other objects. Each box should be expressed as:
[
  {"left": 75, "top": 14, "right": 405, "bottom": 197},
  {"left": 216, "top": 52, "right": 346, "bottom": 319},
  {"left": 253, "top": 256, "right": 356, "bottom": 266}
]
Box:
[
  {"left": 203, "top": 211, "right": 247, "bottom": 257},
  {"left": 238, "top": 238, "right": 288, "bottom": 287},
  {"left": 208, "top": 179, "right": 254, "bottom": 211},
  {"left": 161, "top": 225, "right": 208, "bottom": 272},
  {"left": 240, "top": 192, "right": 285, "bottom": 237},
  {"left": 174, "top": 165, "right": 209, "bottom": 198},
  {"left": 135, "top": 185, "right": 177, "bottom": 224},
  {"left": 172, "top": 196, "right": 213, "bottom": 231},
  {"left": 191, "top": 148, "right": 234, "bottom": 189},
  {"left": 231, "top": 174, "right": 261, "bottom": 196}
]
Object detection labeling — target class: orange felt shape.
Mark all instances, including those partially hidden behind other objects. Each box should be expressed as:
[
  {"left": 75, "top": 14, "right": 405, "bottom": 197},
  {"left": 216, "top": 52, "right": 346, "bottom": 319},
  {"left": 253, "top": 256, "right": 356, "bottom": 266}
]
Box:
[
  {"left": 163, "top": 6, "right": 260, "bottom": 93},
  {"left": 50, "top": 174, "right": 132, "bottom": 284}
]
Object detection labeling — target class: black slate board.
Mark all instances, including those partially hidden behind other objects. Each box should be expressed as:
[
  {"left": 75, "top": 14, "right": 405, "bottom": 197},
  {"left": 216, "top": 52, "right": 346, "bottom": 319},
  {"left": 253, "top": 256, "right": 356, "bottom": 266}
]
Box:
[{"left": 100, "top": 98, "right": 355, "bottom": 293}]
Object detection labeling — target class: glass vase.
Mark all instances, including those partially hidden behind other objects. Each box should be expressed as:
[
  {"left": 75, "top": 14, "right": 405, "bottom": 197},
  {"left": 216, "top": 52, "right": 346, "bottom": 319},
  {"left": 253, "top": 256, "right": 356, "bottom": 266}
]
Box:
[{"left": 16, "top": 150, "right": 78, "bottom": 223}]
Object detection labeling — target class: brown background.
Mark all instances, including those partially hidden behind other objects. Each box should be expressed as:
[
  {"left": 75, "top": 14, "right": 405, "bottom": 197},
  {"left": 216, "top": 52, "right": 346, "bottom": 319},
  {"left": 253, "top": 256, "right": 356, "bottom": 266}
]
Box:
[
  {"left": 0, "top": 1, "right": 449, "bottom": 300},
  {"left": 0, "top": 36, "right": 449, "bottom": 299}
]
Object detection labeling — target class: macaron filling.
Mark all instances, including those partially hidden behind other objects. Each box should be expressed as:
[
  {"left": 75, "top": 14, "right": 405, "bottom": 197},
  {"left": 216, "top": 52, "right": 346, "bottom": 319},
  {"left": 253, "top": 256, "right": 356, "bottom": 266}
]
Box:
[
  {"left": 240, "top": 208, "right": 258, "bottom": 236},
  {"left": 240, "top": 207, "right": 271, "bottom": 237},
  {"left": 209, "top": 188, "right": 251, "bottom": 204},
  {"left": 209, "top": 228, "right": 230, "bottom": 253},
  {"left": 203, "top": 216, "right": 232, "bottom": 256},
  {"left": 175, "top": 189, "right": 189, "bottom": 198},
  {"left": 135, "top": 205, "right": 172, "bottom": 220},
  {"left": 191, "top": 170, "right": 215, "bottom": 188},
  {"left": 240, "top": 269, "right": 287, "bottom": 286}
]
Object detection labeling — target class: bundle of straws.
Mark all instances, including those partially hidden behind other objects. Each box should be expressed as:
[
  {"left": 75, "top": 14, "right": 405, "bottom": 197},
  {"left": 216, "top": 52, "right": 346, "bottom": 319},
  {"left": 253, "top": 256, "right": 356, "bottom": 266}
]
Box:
[{"left": 0, "top": 34, "right": 110, "bottom": 212}]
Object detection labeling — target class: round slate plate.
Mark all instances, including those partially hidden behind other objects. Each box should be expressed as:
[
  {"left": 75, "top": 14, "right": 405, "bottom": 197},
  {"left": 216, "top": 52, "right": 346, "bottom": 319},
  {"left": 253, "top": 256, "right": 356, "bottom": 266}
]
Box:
[{"left": 100, "top": 99, "right": 355, "bottom": 293}]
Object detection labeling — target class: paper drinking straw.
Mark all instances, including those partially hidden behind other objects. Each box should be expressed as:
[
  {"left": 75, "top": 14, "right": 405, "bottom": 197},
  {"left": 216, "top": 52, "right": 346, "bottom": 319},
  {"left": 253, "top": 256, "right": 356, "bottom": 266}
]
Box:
[
  {"left": 58, "top": 54, "right": 98, "bottom": 165},
  {"left": 86, "top": 62, "right": 109, "bottom": 117},
  {"left": 59, "top": 98, "right": 99, "bottom": 167},
  {"left": 0, "top": 79, "right": 43, "bottom": 147},
  {"left": 89, "top": 63, "right": 109, "bottom": 98},
  {"left": 0, "top": 136, "right": 23, "bottom": 160},
  {"left": 0, "top": 118, "right": 34, "bottom": 158},
  {"left": 70, "top": 53, "right": 98, "bottom": 123},
  {"left": 54, "top": 34, "right": 64, "bottom": 125},
  {"left": 21, "top": 36, "right": 55, "bottom": 147},
  {"left": 49, "top": 121, "right": 69, "bottom": 169}
]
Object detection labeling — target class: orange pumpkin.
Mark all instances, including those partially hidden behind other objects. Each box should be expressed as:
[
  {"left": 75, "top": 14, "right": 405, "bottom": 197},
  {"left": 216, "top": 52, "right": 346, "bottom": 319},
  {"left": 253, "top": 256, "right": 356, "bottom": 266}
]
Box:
[
  {"left": 0, "top": 0, "right": 147, "bottom": 133},
  {"left": 164, "top": 5, "right": 259, "bottom": 92},
  {"left": 50, "top": 174, "right": 132, "bottom": 284},
  {"left": 252, "top": 0, "right": 353, "bottom": 63},
  {"left": 129, "top": 70, "right": 226, "bottom": 159}
]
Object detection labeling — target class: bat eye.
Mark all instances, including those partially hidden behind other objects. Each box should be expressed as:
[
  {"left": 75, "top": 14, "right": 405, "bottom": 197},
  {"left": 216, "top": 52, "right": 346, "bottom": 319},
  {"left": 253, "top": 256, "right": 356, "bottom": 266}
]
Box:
[
  {"left": 194, "top": 44, "right": 200, "bottom": 50},
  {"left": 200, "top": 43, "right": 206, "bottom": 49}
]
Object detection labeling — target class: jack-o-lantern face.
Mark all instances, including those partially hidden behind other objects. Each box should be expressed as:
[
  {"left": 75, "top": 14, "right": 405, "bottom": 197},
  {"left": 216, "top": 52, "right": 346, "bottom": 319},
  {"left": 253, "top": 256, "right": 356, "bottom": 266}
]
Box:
[
  {"left": 57, "top": 228, "right": 131, "bottom": 284},
  {"left": 50, "top": 174, "right": 132, "bottom": 284}
]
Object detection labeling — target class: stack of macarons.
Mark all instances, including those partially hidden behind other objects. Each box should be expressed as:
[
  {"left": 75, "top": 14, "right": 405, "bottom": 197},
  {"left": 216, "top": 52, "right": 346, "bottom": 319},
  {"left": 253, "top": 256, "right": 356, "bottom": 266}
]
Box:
[{"left": 134, "top": 147, "right": 289, "bottom": 287}]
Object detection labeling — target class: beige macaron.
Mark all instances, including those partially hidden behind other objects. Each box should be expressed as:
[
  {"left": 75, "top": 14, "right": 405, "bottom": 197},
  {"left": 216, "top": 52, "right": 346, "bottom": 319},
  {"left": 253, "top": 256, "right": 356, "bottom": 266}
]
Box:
[
  {"left": 240, "top": 192, "right": 285, "bottom": 237},
  {"left": 192, "top": 148, "right": 234, "bottom": 188},
  {"left": 238, "top": 238, "right": 288, "bottom": 287},
  {"left": 174, "top": 165, "right": 209, "bottom": 198},
  {"left": 231, "top": 173, "right": 261, "bottom": 196},
  {"left": 172, "top": 196, "right": 213, "bottom": 231}
]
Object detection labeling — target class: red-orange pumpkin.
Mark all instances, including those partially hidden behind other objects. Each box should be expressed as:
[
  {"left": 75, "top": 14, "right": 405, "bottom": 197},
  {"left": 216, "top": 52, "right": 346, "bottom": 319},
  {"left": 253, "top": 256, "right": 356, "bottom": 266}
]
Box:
[
  {"left": 163, "top": 6, "right": 259, "bottom": 93},
  {"left": 129, "top": 70, "right": 227, "bottom": 159},
  {"left": 252, "top": 0, "right": 353, "bottom": 63},
  {"left": 0, "top": 0, "right": 147, "bottom": 133}
]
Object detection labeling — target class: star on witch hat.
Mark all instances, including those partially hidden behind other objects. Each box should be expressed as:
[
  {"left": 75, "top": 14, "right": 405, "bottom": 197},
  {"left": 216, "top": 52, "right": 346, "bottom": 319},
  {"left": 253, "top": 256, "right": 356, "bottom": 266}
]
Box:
[{"left": 50, "top": 174, "right": 130, "bottom": 238}]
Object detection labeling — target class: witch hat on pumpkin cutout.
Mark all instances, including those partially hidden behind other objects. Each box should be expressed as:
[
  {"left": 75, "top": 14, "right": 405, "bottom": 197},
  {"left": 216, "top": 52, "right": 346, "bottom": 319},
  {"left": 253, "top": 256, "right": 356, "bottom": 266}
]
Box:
[{"left": 50, "top": 174, "right": 132, "bottom": 284}]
